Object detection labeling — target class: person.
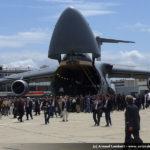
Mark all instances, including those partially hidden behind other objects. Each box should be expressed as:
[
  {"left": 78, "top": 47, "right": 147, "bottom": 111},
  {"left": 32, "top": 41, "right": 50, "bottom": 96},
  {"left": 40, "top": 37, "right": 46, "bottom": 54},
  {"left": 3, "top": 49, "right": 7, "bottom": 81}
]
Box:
[
  {"left": 34, "top": 98, "right": 40, "bottom": 115},
  {"left": 92, "top": 96, "right": 103, "bottom": 126},
  {"left": 141, "top": 95, "right": 145, "bottom": 109},
  {"left": 80, "top": 95, "right": 84, "bottom": 112},
  {"left": 71, "top": 97, "right": 76, "bottom": 112},
  {"left": 125, "top": 95, "right": 143, "bottom": 143},
  {"left": 0, "top": 97, "right": 2, "bottom": 111},
  {"left": 51, "top": 96, "right": 57, "bottom": 117},
  {"left": 116, "top": 94, "right": 121, "bottom": 111},
  {"left": 121, "top": 95, "right": 126, "bottom": 110},
  {"left": 2, "top": 98, "right": 10, "bottom": 116},
  {"left": 135, "top": 95, "right": 142, "bottom": 110},
  {"left": 145, "top": 93, "right": 150, "bottom": 108},
  {"left": 17, "top": 98, "right": 25, "bottom": 122},
  {"left": 58, "top": 96, "right": 63, "bottom": 117},
  {"left": 25, "top": 97, "right": 33, "bottom": 120},
  {"left": 55, "top": 96, "right": 60, "bottom": 117},
  {"left": 0, "top": 98, "right": 2, "bottom": 119},
  {"left": 13, "top": 98, "right": 18, "bottom": 118},
  {"left": 85, "top": 96, "right": 90, "bottom": 113},
  {"left": 62, "top": 96, "right": 70, "bottom": 122},
  {"left": 103, "top": 94, "right": 113, "bottom": 127},
  {"left": 42, "top": 96, "right": 51, "bottom": 124},
  {"left": 9, "top": 97, "right": 13, "bottom": 115},
  {"left": 76, "top": 96, "right": 81, "bottom": 113}
]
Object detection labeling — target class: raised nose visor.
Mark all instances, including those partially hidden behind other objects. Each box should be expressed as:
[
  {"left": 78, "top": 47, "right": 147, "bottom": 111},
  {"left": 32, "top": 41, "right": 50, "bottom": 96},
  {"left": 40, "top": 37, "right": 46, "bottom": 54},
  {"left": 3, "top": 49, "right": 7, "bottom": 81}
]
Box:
[{"left": 48, "top": 7, "right": 100, "bottom": 61}]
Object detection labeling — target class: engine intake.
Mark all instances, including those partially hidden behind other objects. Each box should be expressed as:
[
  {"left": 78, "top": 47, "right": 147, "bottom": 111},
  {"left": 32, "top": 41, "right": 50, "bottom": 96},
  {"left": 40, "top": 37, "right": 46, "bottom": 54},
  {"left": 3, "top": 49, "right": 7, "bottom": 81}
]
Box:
[{"left": 11, "top": 80, "right": 29, "bottom": 96}]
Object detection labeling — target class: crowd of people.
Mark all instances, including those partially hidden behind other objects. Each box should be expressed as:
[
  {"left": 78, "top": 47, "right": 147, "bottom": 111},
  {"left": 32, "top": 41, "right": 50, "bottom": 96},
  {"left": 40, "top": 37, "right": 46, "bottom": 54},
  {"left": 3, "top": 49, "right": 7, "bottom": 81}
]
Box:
[
  {"left": 0, "top": 93, "right": 149, "bottom": 143},
  {"left": 0, "top": 93, "right": 149, "bottom": 123}
]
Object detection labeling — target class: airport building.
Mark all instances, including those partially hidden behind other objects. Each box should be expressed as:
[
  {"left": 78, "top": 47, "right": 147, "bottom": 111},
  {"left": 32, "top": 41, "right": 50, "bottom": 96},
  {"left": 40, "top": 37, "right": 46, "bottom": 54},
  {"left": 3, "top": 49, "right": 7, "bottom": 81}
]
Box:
[
  {"left": 136, "top": 79, "right": 149, "bottom": 94},
  {"left": 112, "top": 79, "right": 148, "bottom": 95}
]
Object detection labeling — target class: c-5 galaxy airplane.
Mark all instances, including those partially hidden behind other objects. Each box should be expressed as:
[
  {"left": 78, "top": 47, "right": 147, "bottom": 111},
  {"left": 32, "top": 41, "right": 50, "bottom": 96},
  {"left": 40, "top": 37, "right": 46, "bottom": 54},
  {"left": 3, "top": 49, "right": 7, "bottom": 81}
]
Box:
[{"left": 1, "top": 7, "right": 150, "bottom": 96}]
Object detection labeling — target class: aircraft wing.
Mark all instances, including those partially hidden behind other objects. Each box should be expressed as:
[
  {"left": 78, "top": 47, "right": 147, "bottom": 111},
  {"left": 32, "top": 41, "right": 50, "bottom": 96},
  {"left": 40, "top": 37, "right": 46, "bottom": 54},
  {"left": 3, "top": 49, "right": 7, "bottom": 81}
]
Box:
[
  {"left": 109, "top": 67, "right": 150, "bottom": 79},
  {"left": 0, "top": 65, "right": 58, "bottom": 85}
]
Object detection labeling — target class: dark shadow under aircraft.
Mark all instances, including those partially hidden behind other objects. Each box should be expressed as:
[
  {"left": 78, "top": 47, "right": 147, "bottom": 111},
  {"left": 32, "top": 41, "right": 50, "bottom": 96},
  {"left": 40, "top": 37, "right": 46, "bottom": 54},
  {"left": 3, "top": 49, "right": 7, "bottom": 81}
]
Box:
[{"left": 1, "top": 7, "right": 150, "bottom": 96}]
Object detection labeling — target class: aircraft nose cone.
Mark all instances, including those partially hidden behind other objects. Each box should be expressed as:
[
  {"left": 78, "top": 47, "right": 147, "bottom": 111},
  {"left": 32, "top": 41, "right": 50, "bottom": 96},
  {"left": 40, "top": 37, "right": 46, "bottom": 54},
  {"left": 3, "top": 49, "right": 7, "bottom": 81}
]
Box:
[{"left": 48, "top": 7, "right": 100, "bottom": 60}]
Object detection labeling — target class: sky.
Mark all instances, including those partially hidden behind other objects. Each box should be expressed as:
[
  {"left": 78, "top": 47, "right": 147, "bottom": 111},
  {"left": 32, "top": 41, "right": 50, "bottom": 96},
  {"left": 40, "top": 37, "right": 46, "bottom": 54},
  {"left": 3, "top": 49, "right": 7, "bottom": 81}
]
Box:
[{"left": 0, "top": 0, "right": 150, "bottom": 70}]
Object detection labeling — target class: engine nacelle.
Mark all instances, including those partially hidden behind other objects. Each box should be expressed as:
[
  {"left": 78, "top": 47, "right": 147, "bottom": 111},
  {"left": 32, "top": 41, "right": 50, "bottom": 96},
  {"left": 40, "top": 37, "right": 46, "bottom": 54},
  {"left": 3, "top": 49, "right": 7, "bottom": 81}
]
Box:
[
  {"left": 147, "top": 78, "right": 150, "bottom": 90},
  {"left": 11, "top": 80, "right": 29, "bottom": 96}
]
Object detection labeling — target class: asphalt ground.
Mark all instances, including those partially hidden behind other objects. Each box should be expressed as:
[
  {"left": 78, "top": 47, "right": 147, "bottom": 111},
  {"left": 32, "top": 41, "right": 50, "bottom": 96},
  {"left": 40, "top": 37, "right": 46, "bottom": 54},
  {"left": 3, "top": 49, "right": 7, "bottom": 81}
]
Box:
[{"left": 0, "top": 109, "right": 150, "bottom": 149}]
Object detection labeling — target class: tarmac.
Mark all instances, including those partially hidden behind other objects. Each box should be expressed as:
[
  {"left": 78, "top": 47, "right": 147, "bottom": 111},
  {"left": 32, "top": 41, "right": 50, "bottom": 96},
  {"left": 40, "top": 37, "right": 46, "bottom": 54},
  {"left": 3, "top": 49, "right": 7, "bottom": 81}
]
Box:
[{"left": 0, "top": 109, "right": 150, "bottom": 149}]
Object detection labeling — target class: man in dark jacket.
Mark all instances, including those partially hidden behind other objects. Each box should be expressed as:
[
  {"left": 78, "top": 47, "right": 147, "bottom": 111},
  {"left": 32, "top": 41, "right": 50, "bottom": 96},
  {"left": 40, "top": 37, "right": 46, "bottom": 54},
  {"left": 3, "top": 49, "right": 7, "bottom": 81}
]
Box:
[
  {"left": 76, "top": 96, "right": 81, "bottom": 113},
  {"left": 51, "top": 96, "right": 58, "bottom": 117},
  {"left": 13, "top": 97, "right": 18, "bottom": 118},
  {"left": 17, "top": 98, "right": 24, "bottom": 122},
  {"left": 141, "top": 95, "right": 145, "bottom": 109},
  {"left": 135, "top": 95, "right": 142, "bottom": 110},
  {"left": 34, "top": 98, "right": 40, "bottom": 116},
  {"left": 103, "top": 94, "right": 113, "bottom": 127},
  {"left": 25, "top": 97, "right": 33, "bottom": 120},
  {"left": 125, "top": 95, "right": 142, "bottom": 143},
  {"left": 42, "top": 96, "right": 51, "bottom": 124}
]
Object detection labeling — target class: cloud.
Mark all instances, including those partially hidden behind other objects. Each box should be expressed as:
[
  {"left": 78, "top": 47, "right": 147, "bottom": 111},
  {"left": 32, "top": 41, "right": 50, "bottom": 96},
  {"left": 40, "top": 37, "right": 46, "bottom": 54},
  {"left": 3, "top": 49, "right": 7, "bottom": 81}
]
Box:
[
  {"left": 141, "top": 28, "right": 150, "bottom": 32},
  {"left": 0, "top": 4, "right": 49, "bottom": 9},
  {"left": 0, "top": 49, "right": 149, "bottom": 71},
  {"left": 0, "top": 51, "right": 58, "bottom": 69},
  {"left": 73, "top": 2, "right": 118, "bottom": 17},
  {"left": 123, "top": 22, "right": 149, "bottom": 28},
  {"left": 93, "top": 30, "right": 103, "bottom": 37},
  {"left": 10, "top": 59, "right": 37, "bottom": 69},
  {"left": 72, "top": 2, "right": 118, "bottom": 10},
  {"left": 39, "top": 0, "right": 118, "bottom": 20},
  {"left": 120, "top": 50, "right": 144, "bottom": 59},
  {"left": 120, "top": 22, "right": 150, "bottom": 33},
  {"left": 0, "top": 40, "right": 23, "bottom": 48},
  {"left": 81, "top": 10, "right": 115, "bottom": 17},
  {"left": 39, "top": 0, "right": 82, "bottom": 3},
  {"left": 0, "top": 28, "right": 51, "bottom": 48},
  {"left": 102, "top": 50, "right": 150, "bottom": 70}
]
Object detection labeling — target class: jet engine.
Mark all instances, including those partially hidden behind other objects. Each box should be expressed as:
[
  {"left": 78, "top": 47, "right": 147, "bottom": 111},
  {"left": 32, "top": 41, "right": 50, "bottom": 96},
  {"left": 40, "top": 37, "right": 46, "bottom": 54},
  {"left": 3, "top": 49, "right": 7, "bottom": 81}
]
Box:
[
  {"left": 11, "top": 80, "right": 29, "bottom": 96},
  {"left": 147, "top": 78, "right": 150, "bottom": 90}
]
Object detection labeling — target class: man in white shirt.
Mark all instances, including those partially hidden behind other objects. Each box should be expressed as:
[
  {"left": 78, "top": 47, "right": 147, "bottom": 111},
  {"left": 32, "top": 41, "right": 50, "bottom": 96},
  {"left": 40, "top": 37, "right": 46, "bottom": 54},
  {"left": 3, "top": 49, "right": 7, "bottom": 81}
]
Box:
[
  {"left": 92, "top": 96, "right": 103, "bottom": 126},
  {"left": 62, "top": 96, "right": 70, "bottom": 122}
]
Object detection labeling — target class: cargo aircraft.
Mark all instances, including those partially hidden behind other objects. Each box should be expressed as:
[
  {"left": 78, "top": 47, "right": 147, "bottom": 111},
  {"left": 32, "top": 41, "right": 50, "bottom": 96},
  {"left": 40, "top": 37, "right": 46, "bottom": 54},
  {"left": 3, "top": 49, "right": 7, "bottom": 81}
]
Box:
[{"left": 1, "top": 7, "right": 150, "bottom": 96}]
